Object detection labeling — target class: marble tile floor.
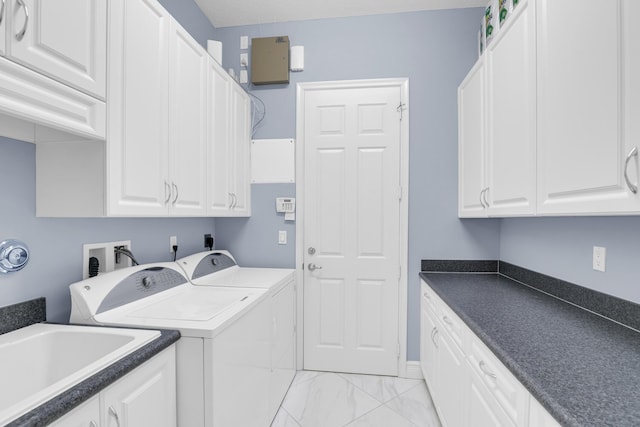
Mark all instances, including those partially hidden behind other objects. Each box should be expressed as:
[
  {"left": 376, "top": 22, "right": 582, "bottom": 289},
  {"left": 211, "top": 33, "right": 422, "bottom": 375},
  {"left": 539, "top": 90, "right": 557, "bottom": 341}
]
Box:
[{"left": 271, "top": 371, "right": 442, "bottom": 427}]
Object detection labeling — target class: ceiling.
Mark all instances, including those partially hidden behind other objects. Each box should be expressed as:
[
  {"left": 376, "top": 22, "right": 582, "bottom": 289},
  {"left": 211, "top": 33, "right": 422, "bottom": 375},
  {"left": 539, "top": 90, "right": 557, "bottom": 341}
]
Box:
[{"left": 195, "top": 0, "right": 486, "bottom": 28}]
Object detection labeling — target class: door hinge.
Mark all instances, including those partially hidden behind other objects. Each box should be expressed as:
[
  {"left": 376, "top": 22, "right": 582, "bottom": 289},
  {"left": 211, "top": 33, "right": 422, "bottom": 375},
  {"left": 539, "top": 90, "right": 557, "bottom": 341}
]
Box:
[
  {"left": 396, "top": 342, "right": 401, "bottom": 358},
  {"left": 398, "top": 264, "right": 402, "bottom": 280},
  {"left": 398, "top": 186, "right": 402, "bottom": 201},
  {"left": 396, "top": 102, "right": 407, "bottom": 121}
]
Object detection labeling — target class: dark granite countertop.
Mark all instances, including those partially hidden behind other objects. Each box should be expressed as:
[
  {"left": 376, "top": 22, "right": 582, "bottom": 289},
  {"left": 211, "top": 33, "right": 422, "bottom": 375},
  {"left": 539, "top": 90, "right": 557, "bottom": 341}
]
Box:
[
  {"left": 6, "top": 328, "right": 180, "bottom": 427},
  {"left": 420, "top": 271, "right": 640, "bottom": 427}
]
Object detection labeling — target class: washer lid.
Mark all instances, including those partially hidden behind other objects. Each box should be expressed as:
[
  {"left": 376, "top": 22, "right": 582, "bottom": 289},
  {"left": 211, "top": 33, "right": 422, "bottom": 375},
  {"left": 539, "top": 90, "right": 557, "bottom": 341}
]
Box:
[{"left": 128, "top": 287, "right": 259, "bottom": 321}]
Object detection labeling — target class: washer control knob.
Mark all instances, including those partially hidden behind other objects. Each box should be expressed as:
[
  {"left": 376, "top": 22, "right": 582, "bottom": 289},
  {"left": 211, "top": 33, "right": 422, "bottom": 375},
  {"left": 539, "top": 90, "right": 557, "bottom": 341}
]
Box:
[
  {"left": 0, "top": 240, "right": 29, "bottom": 273},
  {"left": 141, "top": 276, "right": 152, "bottom": 289}
]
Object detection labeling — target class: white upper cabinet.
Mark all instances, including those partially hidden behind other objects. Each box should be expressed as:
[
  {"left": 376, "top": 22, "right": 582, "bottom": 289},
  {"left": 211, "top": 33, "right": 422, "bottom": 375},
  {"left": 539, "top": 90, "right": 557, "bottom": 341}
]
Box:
[
  {"left": 35, "top": 0, "right": 252, "bottom": 217},
  {"left": 459, "top": 0, "right": 535, "bottom": 218},
  {"left": 536, "top": 0, "right": 639, "bottom": 215},
  {"left": 485, "top": 0, "right": 536, "bottom": 216},
  {"left": 207, "top": 58, "right": 232, "bottom": 215},
  {"left": 108, "top": 1, "right": 208, "bottom": 217},
  {"left": 460, "top": 0, "right": 640, "bottom": 217},
  {"left": 168, "top": 19, "right": 208, "bottom": 216},
  {"left": 108, "top": 0, "right": 170, "bottom": 216},
  {"left": 5, "top": 0, "right": 107, "bottom": 99},
  {"left": 622, "top": 0, "right": 640, "bottom": 209},
  {"left": 207, "top": 58, "right": 252, "bottom": 217},
  {"left": 229, "top": 82, "right": 252, "bottom": 216},
  {"left": 458, "top": 58, "right": 487, "bottom": 218}
]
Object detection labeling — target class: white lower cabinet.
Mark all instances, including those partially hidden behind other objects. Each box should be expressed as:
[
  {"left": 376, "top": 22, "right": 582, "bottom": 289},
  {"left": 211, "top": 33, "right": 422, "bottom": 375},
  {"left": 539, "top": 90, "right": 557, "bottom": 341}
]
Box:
[
  {"left": 528, "top": 397, "right": 561, "bottom": 427},
  {"left": 49, "top": 346, "right": 176, "bottom": 427},
  {"left": 49, "top": 395, "right": 100, "bottom": 427},
  {"left": 420, "top": 280, "right": 556, "bottom": 427}
]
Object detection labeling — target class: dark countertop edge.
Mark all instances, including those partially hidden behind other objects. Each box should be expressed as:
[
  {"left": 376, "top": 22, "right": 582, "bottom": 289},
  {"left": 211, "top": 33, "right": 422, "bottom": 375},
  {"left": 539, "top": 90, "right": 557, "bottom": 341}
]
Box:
[
  {"left": 7, "top": 328, "right": 181, "bottom": 427},
  {"left": 419, "top": 271, "right": 579, "bottom": 426}
]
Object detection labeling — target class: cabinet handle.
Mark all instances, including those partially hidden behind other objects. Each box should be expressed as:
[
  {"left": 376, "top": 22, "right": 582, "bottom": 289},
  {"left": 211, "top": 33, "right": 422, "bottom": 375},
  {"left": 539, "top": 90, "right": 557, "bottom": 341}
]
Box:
[
  {"left": 624, "top": 147, "right": 638, "bottom": 194},
  {"left": 15, "top": 0, "right": 28, "bottom": 41},
  {"left": 483, "top": 187, "right": 490, "bottom": 208},
  {"left": 232, "top": 193, "right": 237, "bottom": 209},
  {"left": 431, "top": 327, "right": 439, "bottom": 349},
  {"left": 479, "top": 189, "right": 486, "bottom": 208},
  {"left": 89, "top": 421, "right": 98, "bottom": 427},
  {"left": 164, "top": 181, "right": 172, "bottom": 204},
  {"left": 423, "top": 292, "right": 431, "bottom": 299},
  {"left": 172, "top": 182, "right": 179, "bottom": 204},
  {"left": 442, "top": 316, "right": 453, "bottom": 326},
  {"left": 108, "top": 406, "right": 121, "bottom": 427},
  {"left": 479, "top": 360, "right": 497, "bottom": 380},
  {"left": 0, "top": 0, "right": 5, "bottom": 26}
]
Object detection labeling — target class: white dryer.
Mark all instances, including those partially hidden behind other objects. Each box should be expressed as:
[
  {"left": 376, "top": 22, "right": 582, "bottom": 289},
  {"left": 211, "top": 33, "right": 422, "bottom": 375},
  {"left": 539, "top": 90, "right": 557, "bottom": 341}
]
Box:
[
  {"left": 68, "top": 260, "right": 277, "bottom": 427},
  {"left": 176, "top": 250, "right": 297, "bottom": 423}
]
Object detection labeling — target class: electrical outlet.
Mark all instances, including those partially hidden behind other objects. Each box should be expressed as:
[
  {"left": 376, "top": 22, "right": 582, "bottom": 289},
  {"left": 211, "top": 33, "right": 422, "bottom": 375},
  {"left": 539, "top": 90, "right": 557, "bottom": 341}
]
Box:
[
  {"left": 170, "top": 236, "right": 177, "bottom": 252},
  {"left": 593, "top": 246, "right": 606, "bottom": 272},
  {"left": 240, "top": 53, "right": 248, "bottom": 67}
]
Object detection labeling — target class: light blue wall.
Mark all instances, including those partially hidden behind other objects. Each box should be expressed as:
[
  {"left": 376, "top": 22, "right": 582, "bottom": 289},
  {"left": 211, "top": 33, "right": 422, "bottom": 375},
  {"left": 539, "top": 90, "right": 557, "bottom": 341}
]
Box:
[
  {"left": 212, "top": 9, "right": 501, "bottom": 360},
  {"left": 500, "top": 217, "right": 640, "bottom": 304},
  {"left": 0, "top": 138, "right": 215, "bottom": 322},
  {"left": 216, "top": 184, "right": 296, "bottom": 268},
  {"left": 0, "top": 0, "right": 218, "bottom": 323},
  {"left": 159, "top": 0, "right": 217, "bottom": 45}
]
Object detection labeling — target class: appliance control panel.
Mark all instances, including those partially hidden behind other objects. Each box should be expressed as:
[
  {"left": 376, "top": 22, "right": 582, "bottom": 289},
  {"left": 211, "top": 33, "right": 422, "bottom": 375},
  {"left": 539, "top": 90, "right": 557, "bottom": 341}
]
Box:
[
  {"left": 189, "top": 252, "right": 237, "bottom": 280},
  {"left": 96, "top": 267, "right": 187, "bottom": 314}
]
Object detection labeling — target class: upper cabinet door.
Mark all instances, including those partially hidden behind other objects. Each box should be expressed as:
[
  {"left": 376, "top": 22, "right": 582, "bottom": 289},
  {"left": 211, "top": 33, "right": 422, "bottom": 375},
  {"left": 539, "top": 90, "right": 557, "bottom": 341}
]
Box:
[
  {"left": 108, "top": 0, "right": 170, "bottom": 216},
  {"left": 624, "top": 0, "right": 640, "bottom": 205},
  {"left": 485, "top": 0, "right": 536, "bottom": 216},
  {"left": 458, "top": 58, "right": 487, "bottom": 218},
  {"left": 168, "top": 19, "right": 207, "bottom": 216},
  {"left": 8, "top": 0, "right": 107, "bottom": 99},
  {"left": 0, "top": 0, "right": 6, "bottom": 56},
  {"left": 207, "top": 58, "right": 232, "bottom": 215},
  {"left": 229, "top": 83, "right": 251, "bottom": 216},
  {"left": 537, "top": 0, "right": 640, "bottom": 214}
]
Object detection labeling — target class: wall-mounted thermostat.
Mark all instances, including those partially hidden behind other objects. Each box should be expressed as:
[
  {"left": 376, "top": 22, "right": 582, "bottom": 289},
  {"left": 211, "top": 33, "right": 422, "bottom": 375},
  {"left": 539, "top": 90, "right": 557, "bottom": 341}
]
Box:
[{"left": 276, "top": 198, "right": 295, "bottom": 213}]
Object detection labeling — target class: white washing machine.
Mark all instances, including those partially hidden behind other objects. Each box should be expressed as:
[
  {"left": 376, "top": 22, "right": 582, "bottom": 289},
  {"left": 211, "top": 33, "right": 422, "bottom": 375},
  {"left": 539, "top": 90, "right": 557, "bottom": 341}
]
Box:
[
  {"left": 68, "top": 255, "right": 293, "bottom": 427},
  {"left": 176, "top": 251, "right": 297, "bottom": 423}
]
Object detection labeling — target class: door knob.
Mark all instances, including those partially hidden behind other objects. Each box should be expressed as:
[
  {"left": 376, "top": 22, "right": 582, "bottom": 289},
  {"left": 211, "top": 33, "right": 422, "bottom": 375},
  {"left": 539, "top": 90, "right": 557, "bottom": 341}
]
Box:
[
  {"left": 307, "top": 263, "right": 322, "bottom": 272},
  {"left": 308, "top": 247, "right": 316, "bottom": 255}
]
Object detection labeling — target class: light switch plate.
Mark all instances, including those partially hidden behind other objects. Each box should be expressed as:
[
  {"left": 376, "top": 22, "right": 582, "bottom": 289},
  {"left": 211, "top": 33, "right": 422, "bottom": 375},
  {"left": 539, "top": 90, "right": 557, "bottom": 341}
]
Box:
[
  {"left": 593, "top": 246, "right": 606, "bottom": 272},
  {"left": 240, "top": 36, "right": 249, "bottom": 50},
  {"left": 278, "top": 230, "right": 287, "bottom": 245}
]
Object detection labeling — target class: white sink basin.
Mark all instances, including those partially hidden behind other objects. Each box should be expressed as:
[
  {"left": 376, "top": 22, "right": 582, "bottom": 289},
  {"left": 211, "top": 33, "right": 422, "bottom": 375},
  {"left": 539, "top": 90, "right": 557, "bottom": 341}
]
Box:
[{"left": 0, "top": 323, "right": 160, "bottom": 425}]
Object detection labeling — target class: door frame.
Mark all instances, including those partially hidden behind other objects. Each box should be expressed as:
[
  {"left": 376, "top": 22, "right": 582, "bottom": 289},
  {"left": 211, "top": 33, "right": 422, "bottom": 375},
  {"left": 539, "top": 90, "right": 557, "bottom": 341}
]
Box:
[{"left": 295, "top": 78, "right": 410, "bottom": 377}]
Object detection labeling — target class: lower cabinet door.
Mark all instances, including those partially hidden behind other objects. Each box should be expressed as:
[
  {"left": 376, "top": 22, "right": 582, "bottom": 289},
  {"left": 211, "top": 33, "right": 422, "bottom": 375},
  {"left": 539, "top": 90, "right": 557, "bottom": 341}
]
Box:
[
  {"left": 468, "top": 368, "right": 515, "bottom": 427},
  {"left": 420, "top": 307, "right": 438, "bottom": 394},
  {"left": 101, "top": 347, "right": 177, "bottom": 427},
  {"left": 437, "top": 330, "right": 468, "bottom": 427},
  {"left": 49, "top": 395, "right": 100, "bottom": 427}
]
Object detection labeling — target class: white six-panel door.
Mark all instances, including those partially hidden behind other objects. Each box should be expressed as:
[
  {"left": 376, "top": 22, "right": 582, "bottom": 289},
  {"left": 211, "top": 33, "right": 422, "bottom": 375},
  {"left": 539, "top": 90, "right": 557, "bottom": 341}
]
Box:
[{"left": 303, "top": 83, "right": 402, "bottom": 376}]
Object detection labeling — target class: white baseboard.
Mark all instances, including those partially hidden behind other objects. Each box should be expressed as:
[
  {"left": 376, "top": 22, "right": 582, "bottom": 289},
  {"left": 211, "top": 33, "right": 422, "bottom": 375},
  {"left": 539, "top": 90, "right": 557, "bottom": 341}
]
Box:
[{"left": 402, "top": 361, "right": 424, "bottom": 379}]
